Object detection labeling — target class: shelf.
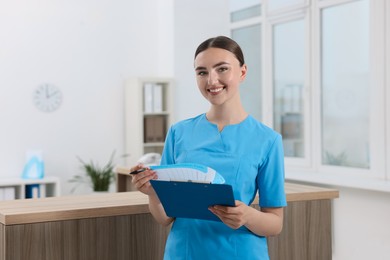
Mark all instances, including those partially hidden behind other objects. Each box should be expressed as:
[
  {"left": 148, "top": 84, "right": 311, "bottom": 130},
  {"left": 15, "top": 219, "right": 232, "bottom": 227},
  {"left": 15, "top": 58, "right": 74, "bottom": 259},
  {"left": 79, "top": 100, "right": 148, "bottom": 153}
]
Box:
[
  {"left": 124, "top": 77, "right": 173, "bottom": 166},
  {"left": 143, "top": 142, "right": 165, "bottom": 147},
  {"left": 0, "top": 177, "right": 60, "bottom": 200},
  {"left": 143, "top": 112, "right": 170, "bottom": 116}
]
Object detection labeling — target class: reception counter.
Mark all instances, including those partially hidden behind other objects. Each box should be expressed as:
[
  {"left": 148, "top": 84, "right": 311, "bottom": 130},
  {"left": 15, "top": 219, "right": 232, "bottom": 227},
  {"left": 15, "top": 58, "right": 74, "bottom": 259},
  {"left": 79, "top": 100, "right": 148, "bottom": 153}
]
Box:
[{"left": 0, "top": 180, "right": 338, "bottom": 260}]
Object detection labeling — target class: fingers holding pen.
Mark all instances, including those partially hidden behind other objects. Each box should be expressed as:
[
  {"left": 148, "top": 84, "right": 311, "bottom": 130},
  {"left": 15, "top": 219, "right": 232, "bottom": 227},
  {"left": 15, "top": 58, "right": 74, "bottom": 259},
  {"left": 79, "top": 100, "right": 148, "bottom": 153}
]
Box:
[
  {"left": 130, "top": 164, "right": 157, "bottom": 194},
  {"left": 129, "top": 164, "right": 148, "bottom": 175},
  {"left": 130, "top": 165, "right": 156, "bottom": 182}
]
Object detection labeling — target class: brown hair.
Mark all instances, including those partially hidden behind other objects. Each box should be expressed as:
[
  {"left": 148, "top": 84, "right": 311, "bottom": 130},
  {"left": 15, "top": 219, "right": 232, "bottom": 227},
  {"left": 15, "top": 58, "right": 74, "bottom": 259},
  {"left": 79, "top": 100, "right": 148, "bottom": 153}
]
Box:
[{"left": 194, "top": 36, "right": 245, "bottom": 66}]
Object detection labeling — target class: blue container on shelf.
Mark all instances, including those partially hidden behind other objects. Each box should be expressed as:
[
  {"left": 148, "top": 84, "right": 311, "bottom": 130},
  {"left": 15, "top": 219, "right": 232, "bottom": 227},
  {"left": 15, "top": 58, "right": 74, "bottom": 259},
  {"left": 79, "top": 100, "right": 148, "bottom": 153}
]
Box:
[{"left": 21, "top": 156, "right": 44, "bottom": 179}]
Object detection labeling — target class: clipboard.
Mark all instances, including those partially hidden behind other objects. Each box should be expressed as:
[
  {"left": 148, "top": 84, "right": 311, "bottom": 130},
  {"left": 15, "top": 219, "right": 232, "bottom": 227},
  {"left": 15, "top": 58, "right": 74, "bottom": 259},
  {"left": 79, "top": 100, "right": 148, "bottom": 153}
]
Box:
[{"left": 150, "top": 180, "right": 235, "bottom": 222}]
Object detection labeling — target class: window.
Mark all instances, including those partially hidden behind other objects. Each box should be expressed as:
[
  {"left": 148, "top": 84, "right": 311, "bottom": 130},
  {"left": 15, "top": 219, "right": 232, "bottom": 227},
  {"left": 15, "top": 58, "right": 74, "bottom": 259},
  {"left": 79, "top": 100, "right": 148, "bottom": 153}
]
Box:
[
  {"left": 321, "top": 0, "right": 370, "bottom": 169},
  {"left": 273, "top": 19, "right": 306, "bottom": 158},
  {"left": 230, "top": 0, "right": 389, "bottom": 190}
]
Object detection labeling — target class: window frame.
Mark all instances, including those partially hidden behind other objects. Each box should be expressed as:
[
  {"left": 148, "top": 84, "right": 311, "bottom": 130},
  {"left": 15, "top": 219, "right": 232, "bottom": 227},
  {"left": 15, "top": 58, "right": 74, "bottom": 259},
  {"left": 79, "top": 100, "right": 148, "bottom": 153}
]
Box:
[
  {"left": 313, "top": 0, "right": 386, "bottom": 181},
  {"left": 264, "top": 10, "right": 312, "bottom": 168}
]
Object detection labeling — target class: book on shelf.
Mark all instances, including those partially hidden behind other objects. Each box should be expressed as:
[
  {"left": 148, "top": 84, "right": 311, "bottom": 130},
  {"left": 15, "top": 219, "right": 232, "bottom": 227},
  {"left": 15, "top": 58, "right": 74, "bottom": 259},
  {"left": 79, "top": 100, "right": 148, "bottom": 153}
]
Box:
[
  {"left": 143, "top": 83, "right": 154, "bottom": 113},
  {"left": 4, "top": 187, "right": 15, "bottom": 200},
  {"left": 40, "top": 184, "right": 46, "bottom": 198},
  {"left": 25, "top": 184, "right": 41, "bottom": 199},
  {"left": 152, "top": 83, "right": 163, "bottom": 112},
  {"left": 144, "top": 115, "right": 167, "bottom": 143},
  {"left": 148, "top": 163, "right": 235, "bottom": 221},
  {"left": 0, "top": 187, "right": 16, "bottom": 201},
  {"left": 143, "top": 83, "right": 164, "bottom": 113}
]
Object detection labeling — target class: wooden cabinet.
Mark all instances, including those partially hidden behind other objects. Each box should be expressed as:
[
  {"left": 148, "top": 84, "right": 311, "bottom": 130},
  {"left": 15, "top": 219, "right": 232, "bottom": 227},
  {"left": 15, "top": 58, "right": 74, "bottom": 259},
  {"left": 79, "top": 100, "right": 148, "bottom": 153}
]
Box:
[{"left": 124, "top": 77, "right": 174, "bottom": 166}]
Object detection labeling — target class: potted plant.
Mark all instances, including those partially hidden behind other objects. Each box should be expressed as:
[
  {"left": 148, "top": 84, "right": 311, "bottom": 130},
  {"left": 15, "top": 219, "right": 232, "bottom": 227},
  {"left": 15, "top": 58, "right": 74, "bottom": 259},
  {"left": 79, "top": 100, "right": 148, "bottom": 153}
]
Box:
[{"left": 69, "top": 151, "right": 116, "bottom": 193}]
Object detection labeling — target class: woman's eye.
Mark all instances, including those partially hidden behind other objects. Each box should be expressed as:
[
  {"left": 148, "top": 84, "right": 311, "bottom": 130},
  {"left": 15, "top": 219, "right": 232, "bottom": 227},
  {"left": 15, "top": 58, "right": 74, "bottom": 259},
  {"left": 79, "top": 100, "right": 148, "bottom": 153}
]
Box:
[
  {"left": 218, "top": 67, "right": 228, "bottom": 72},
  {"left": 197, "top": 71, "right": 207, "bottom": 76}
]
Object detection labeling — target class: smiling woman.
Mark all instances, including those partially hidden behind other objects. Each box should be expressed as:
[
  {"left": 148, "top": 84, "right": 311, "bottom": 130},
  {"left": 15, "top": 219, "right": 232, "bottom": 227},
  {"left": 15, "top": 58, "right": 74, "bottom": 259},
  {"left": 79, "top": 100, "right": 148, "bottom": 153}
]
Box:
[{"left": 129, "top": 36, "right": 287, "bottom": 260}]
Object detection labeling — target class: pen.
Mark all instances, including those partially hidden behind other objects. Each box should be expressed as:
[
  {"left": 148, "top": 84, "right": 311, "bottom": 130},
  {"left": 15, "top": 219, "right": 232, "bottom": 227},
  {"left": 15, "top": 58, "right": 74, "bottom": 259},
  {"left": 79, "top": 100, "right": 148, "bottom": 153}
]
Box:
[{"left": 129, "top": 168, "right": 147, "bottom": 175}]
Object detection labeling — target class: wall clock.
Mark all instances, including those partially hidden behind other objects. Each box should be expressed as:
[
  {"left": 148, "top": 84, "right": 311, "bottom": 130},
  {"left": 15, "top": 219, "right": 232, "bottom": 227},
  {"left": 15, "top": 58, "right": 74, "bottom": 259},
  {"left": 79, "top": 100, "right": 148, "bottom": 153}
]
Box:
[{"left": 33, "top": 83, "right": 63, "bottom": 112}]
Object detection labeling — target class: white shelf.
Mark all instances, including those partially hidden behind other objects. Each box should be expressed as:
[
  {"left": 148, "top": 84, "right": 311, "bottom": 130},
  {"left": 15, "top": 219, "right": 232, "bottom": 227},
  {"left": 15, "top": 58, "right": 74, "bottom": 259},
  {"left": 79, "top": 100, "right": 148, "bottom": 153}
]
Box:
[
  {"left": 143, "top": 112, "right": 170, "bottom": 116},
  {"left": 0, "top": 177, "right": 60, "bottom": 200},
  {"left": 124, "top": 77, "right": 174, "bottom": 166}
]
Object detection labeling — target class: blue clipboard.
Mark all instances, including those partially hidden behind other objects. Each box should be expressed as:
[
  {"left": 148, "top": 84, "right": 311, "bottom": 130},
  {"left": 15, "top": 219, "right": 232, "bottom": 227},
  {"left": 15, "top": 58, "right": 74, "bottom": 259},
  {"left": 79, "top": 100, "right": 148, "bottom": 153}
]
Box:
[{"left": 150, "top": 180, "right": 235, "bottom": 222}]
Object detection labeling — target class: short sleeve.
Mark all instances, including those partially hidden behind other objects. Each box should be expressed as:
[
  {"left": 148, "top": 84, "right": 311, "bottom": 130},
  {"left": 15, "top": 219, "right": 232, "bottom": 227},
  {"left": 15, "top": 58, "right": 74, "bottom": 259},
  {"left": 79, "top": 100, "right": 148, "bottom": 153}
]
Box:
[
  {"left": 257, "top": 134, "right": 287, "bottom": 207},
  {"left": 160, "top": 126, "right": 175, "bottom": 165}
]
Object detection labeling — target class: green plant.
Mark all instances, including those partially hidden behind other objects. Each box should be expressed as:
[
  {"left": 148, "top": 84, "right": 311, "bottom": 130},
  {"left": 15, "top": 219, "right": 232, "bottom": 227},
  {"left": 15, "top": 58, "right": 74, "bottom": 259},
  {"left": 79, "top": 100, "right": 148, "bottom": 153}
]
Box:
[{"left": 69, "top": 151, "right": 116, "bottom": 192}]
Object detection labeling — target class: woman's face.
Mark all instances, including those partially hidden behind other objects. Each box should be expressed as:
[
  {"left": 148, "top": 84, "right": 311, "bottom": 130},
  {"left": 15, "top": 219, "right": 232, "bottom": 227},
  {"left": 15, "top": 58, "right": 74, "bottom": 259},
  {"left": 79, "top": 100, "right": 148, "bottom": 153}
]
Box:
[{"left": 194, "top": 47, "right": 247, "bottom": 107}]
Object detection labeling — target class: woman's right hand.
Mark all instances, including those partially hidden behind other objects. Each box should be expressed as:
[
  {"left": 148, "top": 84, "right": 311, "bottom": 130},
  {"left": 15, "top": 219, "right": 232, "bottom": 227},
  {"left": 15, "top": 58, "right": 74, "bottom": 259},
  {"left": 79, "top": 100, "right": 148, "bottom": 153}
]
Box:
[{"left": 130, "top": 164, "right": 158, "bottom": 195}]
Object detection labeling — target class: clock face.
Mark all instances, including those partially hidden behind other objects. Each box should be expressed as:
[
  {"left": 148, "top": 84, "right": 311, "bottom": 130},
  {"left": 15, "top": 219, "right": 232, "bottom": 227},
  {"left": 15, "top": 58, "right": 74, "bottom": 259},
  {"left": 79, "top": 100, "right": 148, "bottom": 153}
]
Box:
[{"left": 33, "top": 83, "right": 63, "bottom": 112}]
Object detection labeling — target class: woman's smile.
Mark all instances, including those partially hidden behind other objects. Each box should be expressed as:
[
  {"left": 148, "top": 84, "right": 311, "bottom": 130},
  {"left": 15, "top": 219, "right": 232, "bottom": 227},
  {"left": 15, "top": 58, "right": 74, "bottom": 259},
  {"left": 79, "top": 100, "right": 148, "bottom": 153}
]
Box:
[{"left": 208, "top": 86, "right": 226, "bottom": 94}]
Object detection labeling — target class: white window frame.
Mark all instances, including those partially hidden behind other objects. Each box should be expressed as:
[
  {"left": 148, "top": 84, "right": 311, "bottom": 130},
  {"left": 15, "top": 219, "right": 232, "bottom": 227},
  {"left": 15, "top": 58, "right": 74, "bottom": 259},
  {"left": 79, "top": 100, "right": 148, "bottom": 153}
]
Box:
[
  {"left": 311, "top": 0, "right": 386, "bottom": 180},
  {"left": 263, "top": 8, "right": 312, "bottom": 168},
  {"left": 266, "top": 0, "right": 309, "bottom": 16}
]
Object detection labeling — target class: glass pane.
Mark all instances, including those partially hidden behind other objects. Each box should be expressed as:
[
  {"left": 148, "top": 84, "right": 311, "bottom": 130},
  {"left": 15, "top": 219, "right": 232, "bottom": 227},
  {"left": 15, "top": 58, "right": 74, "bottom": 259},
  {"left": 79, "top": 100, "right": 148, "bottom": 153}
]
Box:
[
  {"left": 232, "top": 24, "right": 262, "bottom": 121},
  {"left": 231, "top": 4, "right": 261, "bottom": 22},
  {"left": 273, "top": 19, "right": 305, "bottom": 157},
  {"left": 268, "top": 0, "right": 305, "bottom": 12},
  {"left": 321, "top": 0, "right": 369, "bottom": 168}
]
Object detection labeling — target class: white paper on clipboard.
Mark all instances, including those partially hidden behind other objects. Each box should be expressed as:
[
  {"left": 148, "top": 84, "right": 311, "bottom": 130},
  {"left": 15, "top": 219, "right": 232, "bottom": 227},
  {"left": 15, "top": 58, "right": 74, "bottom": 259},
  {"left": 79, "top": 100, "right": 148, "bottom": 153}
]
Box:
[{"left": 150, "top": 163, "right": 225, "bottom": 184}]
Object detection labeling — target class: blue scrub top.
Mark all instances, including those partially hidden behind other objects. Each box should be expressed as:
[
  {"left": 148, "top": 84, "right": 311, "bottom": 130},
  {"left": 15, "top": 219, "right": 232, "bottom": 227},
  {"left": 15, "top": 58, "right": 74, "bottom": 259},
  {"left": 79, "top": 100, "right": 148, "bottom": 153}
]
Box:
[{"left": 160, "top": 114, "right": 287, "bottom": 260}]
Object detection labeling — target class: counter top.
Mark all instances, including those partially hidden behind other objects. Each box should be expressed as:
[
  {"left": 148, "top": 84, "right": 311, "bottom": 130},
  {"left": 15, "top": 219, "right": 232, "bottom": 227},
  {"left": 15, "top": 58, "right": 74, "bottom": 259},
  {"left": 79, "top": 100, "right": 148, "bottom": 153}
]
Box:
[
  {"left": 0, "top": 192, "right": 149, "bottom": 225},
  {"left": 0, "top": 182, "right": 338, "bottom": 226}
]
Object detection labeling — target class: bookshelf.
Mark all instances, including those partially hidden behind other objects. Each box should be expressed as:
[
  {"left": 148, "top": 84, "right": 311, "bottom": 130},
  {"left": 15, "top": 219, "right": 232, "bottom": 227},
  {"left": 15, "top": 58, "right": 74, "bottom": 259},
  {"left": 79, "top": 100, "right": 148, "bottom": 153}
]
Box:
[
  {"left": 0, "top": 177, "right": 60, "bottom": 200},
  {"left": 124, "top": 77, "right": 174, "bottom": 166}
]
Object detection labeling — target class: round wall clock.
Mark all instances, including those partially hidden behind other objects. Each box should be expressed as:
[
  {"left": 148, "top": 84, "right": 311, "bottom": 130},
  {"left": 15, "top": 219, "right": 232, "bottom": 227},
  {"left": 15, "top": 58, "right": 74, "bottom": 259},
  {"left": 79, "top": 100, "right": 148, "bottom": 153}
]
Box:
[{"left": 33, "top": 83, "right": 63, "bottom": 112}]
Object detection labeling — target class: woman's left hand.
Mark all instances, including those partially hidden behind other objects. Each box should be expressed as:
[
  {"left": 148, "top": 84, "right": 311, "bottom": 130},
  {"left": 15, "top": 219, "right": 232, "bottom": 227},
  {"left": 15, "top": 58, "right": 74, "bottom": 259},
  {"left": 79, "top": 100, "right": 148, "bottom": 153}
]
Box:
[{"left": 208, "top": 200, "right": 250, "bottom": 229}]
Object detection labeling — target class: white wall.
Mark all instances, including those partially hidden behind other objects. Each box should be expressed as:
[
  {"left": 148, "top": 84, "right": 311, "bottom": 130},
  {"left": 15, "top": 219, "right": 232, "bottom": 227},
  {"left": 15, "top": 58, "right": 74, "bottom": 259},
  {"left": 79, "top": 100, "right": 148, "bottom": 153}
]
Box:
[
  {"left": 331, "top": 186, "right": 390, "bottom": 260},
  {"left": 0, "top": 0, "right": 173, "bottom": 194}
]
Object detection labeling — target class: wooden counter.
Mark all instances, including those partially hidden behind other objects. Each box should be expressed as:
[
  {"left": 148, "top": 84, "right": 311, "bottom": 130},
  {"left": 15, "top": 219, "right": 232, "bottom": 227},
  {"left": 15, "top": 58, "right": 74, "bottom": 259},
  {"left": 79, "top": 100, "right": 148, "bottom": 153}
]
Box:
[
  {"left": 0, "top": 181, "right": 338, "bottom": 260},
  {"left": 0, "top": 192, "right": 149, "bottom": 225}
]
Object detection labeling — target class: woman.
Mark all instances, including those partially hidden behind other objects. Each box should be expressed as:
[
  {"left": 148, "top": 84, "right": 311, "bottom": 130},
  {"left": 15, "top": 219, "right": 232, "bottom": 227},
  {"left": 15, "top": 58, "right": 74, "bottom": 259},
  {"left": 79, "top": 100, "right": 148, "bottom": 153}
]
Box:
[{"left": 131, "top": 36, "right": 286, "bottom": 260}]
